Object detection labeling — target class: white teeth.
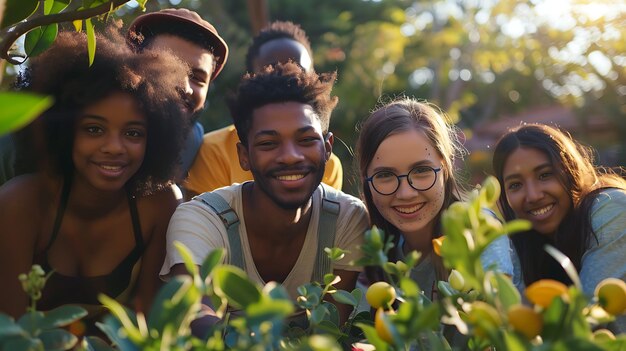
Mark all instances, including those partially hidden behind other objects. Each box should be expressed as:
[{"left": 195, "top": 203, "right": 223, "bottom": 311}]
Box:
[
  {"left": 396, "top": 205, "right": 420, "bottom": 214},
  {"left": 276, "top": 174, "right": 305, "bottom": 181},
  {"left": 530, "top": 204, "right": 553, "bottom": 216},
  {"left": 100, "top": 165, "right": 122, "bottom": 171}
]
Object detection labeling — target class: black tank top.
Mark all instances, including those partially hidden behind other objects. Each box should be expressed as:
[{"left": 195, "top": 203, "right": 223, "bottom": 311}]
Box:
[{"left": 34, "top": 177, "right": 146, "bottom": 309}]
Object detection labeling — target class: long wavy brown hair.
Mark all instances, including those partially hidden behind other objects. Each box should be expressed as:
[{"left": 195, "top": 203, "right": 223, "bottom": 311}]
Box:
[
  {"left": 492, "top": 123, "right": 626, "bottom": 285},
  {"left": 356, "top": 98, "right": 467, "bottom": 284}
]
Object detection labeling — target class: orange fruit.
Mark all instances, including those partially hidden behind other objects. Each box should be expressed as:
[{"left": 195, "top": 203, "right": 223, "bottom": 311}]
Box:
[
  {"left": 507, "top": 304, "right": 543, "bottom": 339},
  {"left": 525, "top": 279, "right": 568, "bottom": 308},
  {"left": 374, "top": 308, "right": 395, "bottom": 343},
  {"left": 595, "top": 278, "right": 626, "bottom": 315},
  {"left": 366, "top": 282, "right": 396, "bottom": 309},
  {"left": 432, "top": 236, "right": 445, "bottom": 256}
]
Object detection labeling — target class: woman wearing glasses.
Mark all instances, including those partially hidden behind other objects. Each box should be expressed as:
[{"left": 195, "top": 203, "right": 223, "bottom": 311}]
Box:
[{"left": 356, "top": 98, "right": 518, "bottom": 300}]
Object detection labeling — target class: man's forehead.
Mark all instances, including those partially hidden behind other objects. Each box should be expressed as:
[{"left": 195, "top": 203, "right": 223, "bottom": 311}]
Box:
[
  {"left": 149, "top": 35, "right": 215, "bottom": 70},
  {"left": 250, "top": 102, "right": 321, "bottom": 131},
  {"left": 255, "top": 38, "right": 312, "bottom": 71}
]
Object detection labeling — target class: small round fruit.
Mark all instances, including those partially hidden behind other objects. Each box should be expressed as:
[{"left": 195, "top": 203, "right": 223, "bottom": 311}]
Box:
[
  {"left": 507, "top": 304, "right": 543, "bottom": 339},
  {"left": 374, "top": 308, "right": 395, "bottom": 343},
  {"left": 525, "top": 279, "right": 568, "bottom": 309},
  {"left": 595, "top": 278, "right": 626, "bottom": 315},
  {"left": 366, "top": 282, "right": 396, "bottom": 309}
]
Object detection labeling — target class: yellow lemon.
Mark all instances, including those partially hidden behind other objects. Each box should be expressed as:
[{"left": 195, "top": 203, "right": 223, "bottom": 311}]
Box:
[
  {"left": 592, "top": 328, "right": 616, "bottom": 341},
  {"left": 507, "top": 304, "right": 543, "bottom": 339},
  {"left": 366, "top": 282, "right": 396, "bottom": 309},
  {"left": 595, "top": 278, "right": 626, "bottom": 315},
  {"left": 432, "top": 236, "right": 445, "bottom": 256},
  {"left": 525, "top": 279, "right": 568, "bottom": 309},
  {"left": 374, "top": 308, "right": 395, "bottom": 343},
  {"left": 467, "top": 301, "right": 501, "bottom": 338}
]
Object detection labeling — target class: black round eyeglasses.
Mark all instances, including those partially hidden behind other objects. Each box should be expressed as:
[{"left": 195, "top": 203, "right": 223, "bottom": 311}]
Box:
[{"left": 366, "top": 165, "right": 442, "bottom": 195}]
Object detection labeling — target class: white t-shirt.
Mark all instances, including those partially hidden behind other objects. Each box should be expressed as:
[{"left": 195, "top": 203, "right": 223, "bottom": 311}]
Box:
[{"left": 161, "top": 182, "right": 369, "bottom": 299}]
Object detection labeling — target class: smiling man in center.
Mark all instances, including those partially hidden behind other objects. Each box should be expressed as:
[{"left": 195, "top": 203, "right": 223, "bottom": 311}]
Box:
[{"left": 160, "top": 61, "right": 368, "bottom": 328}]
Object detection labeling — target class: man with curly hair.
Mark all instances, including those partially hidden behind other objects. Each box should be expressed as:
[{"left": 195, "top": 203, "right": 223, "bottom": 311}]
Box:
[
  {"left": 161, "top": 62, "right": 368, "bottom": 328},
  {"left": 184, "top": 21, "right": 343, "bottom": 198},
  {"left": 127, "top": 8, "right": 229, "bottom": 183}
]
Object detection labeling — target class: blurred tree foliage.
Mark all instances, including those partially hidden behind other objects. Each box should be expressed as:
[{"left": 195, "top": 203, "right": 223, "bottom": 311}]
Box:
[{"left": 2, "top": 0, "right": 624, "bottom": 192}]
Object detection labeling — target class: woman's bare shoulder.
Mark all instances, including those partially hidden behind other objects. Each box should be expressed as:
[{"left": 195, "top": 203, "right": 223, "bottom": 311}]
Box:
[
  {"left": 0, "top": 174, "right": 52, "bottom": 209},
  {"left": 135, "top": 184, "right": 180, "bottom": 227},
  {"left": 0, "top": 174, "right": 54, "bottom": 246}
]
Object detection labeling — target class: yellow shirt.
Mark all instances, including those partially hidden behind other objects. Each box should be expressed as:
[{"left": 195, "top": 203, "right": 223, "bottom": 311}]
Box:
[{"left": 185, "top": 124, "right": 343, "bottom": 194}]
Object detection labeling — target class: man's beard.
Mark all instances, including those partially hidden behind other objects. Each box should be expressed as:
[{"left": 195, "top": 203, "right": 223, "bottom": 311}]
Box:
[{"left": 250, "top": 160, "right": 326, "bottom": 210}]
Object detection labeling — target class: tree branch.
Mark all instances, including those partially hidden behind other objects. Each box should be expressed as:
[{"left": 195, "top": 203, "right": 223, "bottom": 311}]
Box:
[{"left": 0, "top": 0, "right": 131, "bottom": 64}]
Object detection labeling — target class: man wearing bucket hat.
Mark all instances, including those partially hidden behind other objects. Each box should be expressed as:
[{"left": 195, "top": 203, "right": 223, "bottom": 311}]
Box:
[{"left": 127, "top": 8, "right": 229, "bottom": 183}]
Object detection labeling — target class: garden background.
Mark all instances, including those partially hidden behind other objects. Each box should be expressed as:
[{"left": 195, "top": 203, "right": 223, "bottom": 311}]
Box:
[{"left": 1, "top": 0, "right": 625, "bottom": 194}]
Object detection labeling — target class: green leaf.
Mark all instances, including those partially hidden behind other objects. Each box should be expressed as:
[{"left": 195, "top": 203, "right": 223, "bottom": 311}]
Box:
[
  {"left": 560, "top": 339, "right": 605, "bottom": 351},
  {"left": 0, "top": 314, "right": 24, "bottom": 338},
  {"left": 17, "top": 311, "right": 44, "bottom": 333},
  {"left": 98, "top": 295, "right": 144, "bottom": 344},
  {"left": 310, "top": 304, "right": 329, "bottom": 325},
  {"left": 24, "top": 24, "right": 58, "bottom": 58},
  {"left": 2, "top": 335, "right": 43, "bottom": 350},
  {"left": 2, "top": 0, "right": 39, "bottom": 29},
  {"left": 323, "top": 273, "right": 337, "bottom": 286},
  {"left": 502, "top": 219, "right": 532, "bottom": 235},
  {"left": 40, "top": 305, "right": 88, "bottom": 328},
  {"left": 135, "top": 0, "right": 148, "bottom": 9},
  {"left": 502, "top": 331, "right": 529, "bottom": 351},
  {"left": 82, "top": 336, "right": 117, "bottom": 351},
  {"left": 399, "top": 276, "right": 420, "bottom": 298},
  {"left": 44, "top": 0, "right": 71, "bottom": 15},
  {"left": 351, "top": 288, "right": 363, "bottom": 307},
  {"left": 86, "top": 18, "right": 96, "bottom": 66},
  {"left": 263, "top": 281, "right": 291, "bottom": 301},
  {"left": 493, "top": 272, "right": 521, "bottom": 311},
  {"left": 145, "top": 275, "right": 200, "bottom": 334},
  {"left": 541, "top": 296, "right": 568, "bottom": 341},
  {"left": 246, "top": 299, "right": 294, "bottom": 324},
  {"left": 355, "top": 323, "right": 389, "bottom": 351},
  {"left": 312, "top": 320, "right": 343, "bottom": 337},
  {"left": 72, "top": 19, "right": 83, "bottom": 32},
  {"left": 213, "top": 266, "right": 261, "bottom": 309},
  {"left": 437, "top": 281, "right": 457, "bottom": 297},
  {"left": 173, "top": 241, "right": 199, "bottom": 276},
  {"left": 39, "top": 329, "right": 78, "bottom": 350},
  {"left": 325, "top": 247, "right": 347, "bottom": 261},
  {"left": 96, "top": 318, "right": 139, "bottom": 351},
  {"left": 332, "top": 290, "right": 358, "bottom": 306},
  {"left": 323, "top": 301, "right": 340, "bottom": 326},
  {"left": 200, "top": 248, "right": 224, "bottom": 281},
  {"left": 410, "top": 303, "right": 441, "bottom": 331}
]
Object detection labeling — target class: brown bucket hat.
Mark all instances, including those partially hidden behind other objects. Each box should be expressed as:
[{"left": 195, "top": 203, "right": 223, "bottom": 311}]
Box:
[{"left": 128, "top": 8, "right": 229, "bottom": 79}]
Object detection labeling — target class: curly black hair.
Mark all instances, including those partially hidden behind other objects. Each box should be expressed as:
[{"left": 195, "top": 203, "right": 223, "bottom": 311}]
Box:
[
  {"left": 16, "top": 27, "right": 190, "bottom": 195},
  {"left": 228, "top": 61, "right": 337, "bottom": 147},
  {"left": 245, "top": 21, "right": 313, "bottom": 73}
]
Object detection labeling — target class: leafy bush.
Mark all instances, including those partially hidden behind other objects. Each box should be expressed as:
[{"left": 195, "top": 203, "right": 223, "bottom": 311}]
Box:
[{"left": 2, "top": 176, "right": 625, "bottom": 350}]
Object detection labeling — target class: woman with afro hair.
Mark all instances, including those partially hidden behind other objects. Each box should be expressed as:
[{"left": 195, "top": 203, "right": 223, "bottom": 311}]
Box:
[{"left": 0, "top": 26, "right": 191, "bottom": 323}]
